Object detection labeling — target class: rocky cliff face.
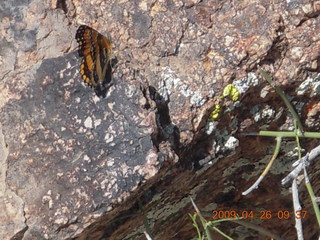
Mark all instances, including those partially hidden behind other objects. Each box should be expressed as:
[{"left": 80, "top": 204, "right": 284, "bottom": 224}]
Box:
[{"left": 0, "top": 0, "right": 319, "bottom": 239}]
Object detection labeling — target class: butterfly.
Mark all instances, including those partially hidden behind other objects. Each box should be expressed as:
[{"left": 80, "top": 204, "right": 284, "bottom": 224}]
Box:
[{"left": 75, "top": 25, "right": 113, "bottom": 98}]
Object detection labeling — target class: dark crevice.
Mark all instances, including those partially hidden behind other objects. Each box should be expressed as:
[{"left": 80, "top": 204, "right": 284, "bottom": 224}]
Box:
[
  {"left": 140, "top": 85, "right": 151, "bottom": 110},
  {"left": 179, "top": 133, "right": 216, "bottom": 170},
  {"left": 149, "top": 86, "right": 180, "bottom": 152},
  {"left": 168, "top": 22, "right": 189, "bottom": 57},
  {"left": 305, "top": 55, "right": 320, "bottom": 73},
  {"left": 11, "top": 226, "right": 28, "bottom": 240},
  {"left": 56, "top": 0, "right": 68, "bottom": 14},
  {"left": 236, "top": 52, "right": 250, "bottom": 68},
  {"left": 55, "top": 218, "right": 79, "bottom": 233},
  {"left": 148, "top": 86, "right": 228, "bottom": 170},
  {"left": 148, "top": 84, "right": 232, "bottom": 170},
  {"left": 296, "top": 10, "right": 320, "bottom": 27},
  {"left": 97, "top": 209, "right": 138, "bottom": 240},
  {"left": 259, "top": 18, "right": 288, "bottom": 68},
  {"left": 87, "top": 187, "right": 159, "bottom": 240}
]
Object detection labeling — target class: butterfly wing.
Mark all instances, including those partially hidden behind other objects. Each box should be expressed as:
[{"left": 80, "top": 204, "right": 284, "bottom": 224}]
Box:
[{"left": 75, "top": 25, "right": 113, "bottom": 98}]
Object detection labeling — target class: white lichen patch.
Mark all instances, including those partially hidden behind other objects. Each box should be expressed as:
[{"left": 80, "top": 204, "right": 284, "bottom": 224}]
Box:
[
  {"left": 224, "top": 136, "right": 239, "bottom": 150},
  {"left": 233, "top": 72, "right": 259, "bottom": 94},
  {"left": 159, "top": 66, "right": 207, "bottom": 107},
  {"left": 178, "top": 84, "right": 192, "bottom": 98},
  {"left": 205, "top": 121, "right": 217, "bottom": 135},
  {"left": 190, "top": 90, "right": 206, "bottom": 107},
  {"left": 159, "top": 66, "right": 180, "bottom": 101},
  {"left": 297, "top": 73, "right": 320, "bottom": 96},
  {"left": 251, "top": 105, "right": 275, "bottom": 122}
]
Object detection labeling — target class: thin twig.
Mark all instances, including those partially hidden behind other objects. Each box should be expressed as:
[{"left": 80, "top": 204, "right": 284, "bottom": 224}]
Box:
[
  {"left": 138, "top": 200, "right": 154, "bottom": 240},
  {"left": 292, "top": 179, "right": 304, "bottom": 240},
  {"left": 143, "top": 231, "right": 153, "bottom": 240},
  {"left": 282, "top": 145, "right": 320, "bottom": 186},
  {"left": 242, "top": 136, "right": 282, "bottom": 195}
]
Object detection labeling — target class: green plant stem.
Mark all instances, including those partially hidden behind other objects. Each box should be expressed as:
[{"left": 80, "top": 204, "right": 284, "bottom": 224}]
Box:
[
  {"left": 209, "top": 226, "right": 233, "bottom": 240},
  {"left": 303, "top": 164, "right": 320, "bottom": 227},
  {"left": 306, "top": 182, "right": 320, "bottom": 227},
  {"left": 259, "top": 69, "right": 304, "bottom": 133},
  {"left": 258, "top": 131, "right": 320, "bottom": 138},
  {"left": 261, "top": 136, "right": 282, "bottom": 176},
  {"left": 231, "top": 220, "right": 284, "bottom": 240}
]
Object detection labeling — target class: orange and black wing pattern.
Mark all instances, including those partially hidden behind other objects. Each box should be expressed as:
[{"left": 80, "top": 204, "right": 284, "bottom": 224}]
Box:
[{"left": 75, "top": 25, "right": 113, "bottom": 98}]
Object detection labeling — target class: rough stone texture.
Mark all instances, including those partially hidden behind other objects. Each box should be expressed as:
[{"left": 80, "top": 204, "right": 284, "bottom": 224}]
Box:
[{"left": 0, "top": 0, "right": 319, "bottom": 240}]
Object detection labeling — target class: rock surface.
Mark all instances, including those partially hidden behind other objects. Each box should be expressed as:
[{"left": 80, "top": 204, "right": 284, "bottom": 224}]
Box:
[{"left": 0, "top": 0, "right": 319, "bottom": 239}]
